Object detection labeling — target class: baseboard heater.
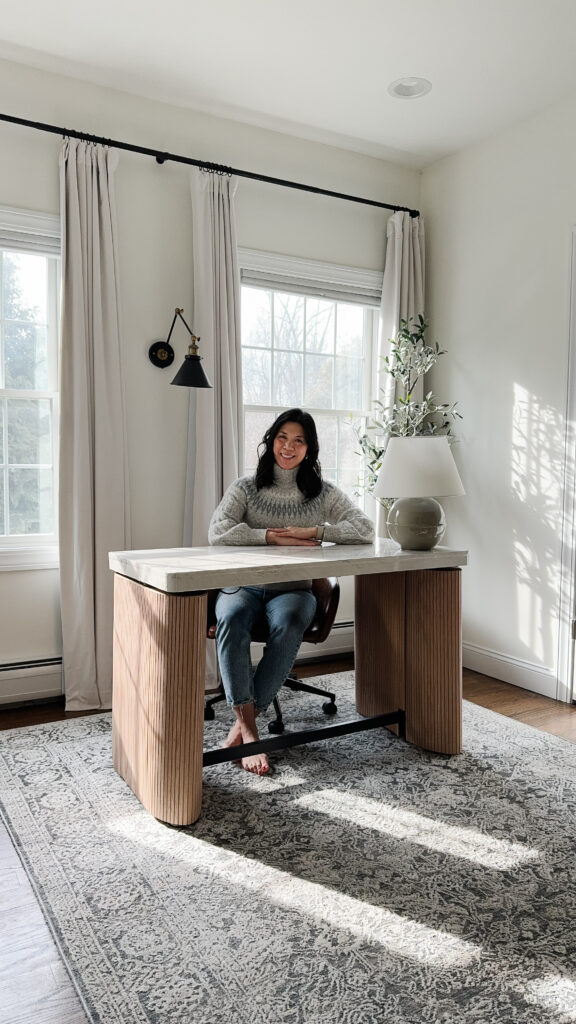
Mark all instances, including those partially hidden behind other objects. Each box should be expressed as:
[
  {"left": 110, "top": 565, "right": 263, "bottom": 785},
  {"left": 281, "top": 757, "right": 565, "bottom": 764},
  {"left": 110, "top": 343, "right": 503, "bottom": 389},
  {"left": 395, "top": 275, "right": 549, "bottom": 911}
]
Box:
[{"left": 0, "top": 657, "right": 62, "bottom": 672}]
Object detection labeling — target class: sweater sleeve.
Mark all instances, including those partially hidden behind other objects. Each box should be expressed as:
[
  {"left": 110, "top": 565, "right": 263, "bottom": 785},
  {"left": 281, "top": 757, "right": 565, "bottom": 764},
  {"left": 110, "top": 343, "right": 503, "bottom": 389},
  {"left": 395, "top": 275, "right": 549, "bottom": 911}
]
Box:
[
  {"left": 208, "top": 479, "right": 268, "bottom": 546},
  {"left": 321, "top": 485, "right": 375, "bottom": 545}
]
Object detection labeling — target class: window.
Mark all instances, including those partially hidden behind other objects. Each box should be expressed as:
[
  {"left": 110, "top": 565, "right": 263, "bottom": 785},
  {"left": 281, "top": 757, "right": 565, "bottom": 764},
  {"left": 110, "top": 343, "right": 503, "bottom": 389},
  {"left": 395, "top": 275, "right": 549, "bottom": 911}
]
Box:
[
  {"left": 239, "top": 250, "right": 381, "bottom": 499},
  {"left": 0, "top": 208, "right": 60, "bottom": 553}
]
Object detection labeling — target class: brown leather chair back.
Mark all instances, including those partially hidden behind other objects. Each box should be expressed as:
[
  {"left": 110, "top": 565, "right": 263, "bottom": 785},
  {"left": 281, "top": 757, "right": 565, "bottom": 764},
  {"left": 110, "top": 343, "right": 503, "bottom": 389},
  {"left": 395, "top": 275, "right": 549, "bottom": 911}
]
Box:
[{"left": 206, "top": 577, "right": 340, "bottom": 645}]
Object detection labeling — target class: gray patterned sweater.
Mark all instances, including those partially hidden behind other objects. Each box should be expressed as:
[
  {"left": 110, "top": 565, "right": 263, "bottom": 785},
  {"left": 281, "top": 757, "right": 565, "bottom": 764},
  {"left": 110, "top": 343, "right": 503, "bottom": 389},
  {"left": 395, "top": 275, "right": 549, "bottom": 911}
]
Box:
[{"left": 208, "top": 465, "right": 375, "bottom": 547}]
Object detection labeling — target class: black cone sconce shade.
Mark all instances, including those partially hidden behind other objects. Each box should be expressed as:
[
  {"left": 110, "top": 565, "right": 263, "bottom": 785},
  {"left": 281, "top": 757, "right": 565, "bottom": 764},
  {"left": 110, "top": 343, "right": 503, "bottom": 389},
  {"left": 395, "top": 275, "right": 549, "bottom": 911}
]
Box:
[{"left": 148, "top": 308, "right": 212, "bottom": 388}]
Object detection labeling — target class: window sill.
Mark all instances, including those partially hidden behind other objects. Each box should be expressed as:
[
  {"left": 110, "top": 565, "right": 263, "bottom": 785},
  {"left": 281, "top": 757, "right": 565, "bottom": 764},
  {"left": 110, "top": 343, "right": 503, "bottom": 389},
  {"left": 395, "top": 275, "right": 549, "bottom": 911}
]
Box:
[{"left": 0, "top": 547, "right": 60, "bottom": 571}]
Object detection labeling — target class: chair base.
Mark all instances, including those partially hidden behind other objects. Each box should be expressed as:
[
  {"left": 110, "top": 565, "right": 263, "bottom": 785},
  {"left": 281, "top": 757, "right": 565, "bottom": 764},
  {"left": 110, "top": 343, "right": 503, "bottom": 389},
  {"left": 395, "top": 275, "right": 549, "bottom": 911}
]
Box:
[{"left": 267, "top": 673, "right": 337, "bottom": 733}]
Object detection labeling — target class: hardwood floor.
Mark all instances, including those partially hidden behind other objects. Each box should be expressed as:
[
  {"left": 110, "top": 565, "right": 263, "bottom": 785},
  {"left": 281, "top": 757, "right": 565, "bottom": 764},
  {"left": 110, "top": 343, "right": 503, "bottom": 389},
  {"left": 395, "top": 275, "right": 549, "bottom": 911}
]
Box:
[
  {"left": 462, "top": 668, "right": 576, "bottom": 742},
  {"left": 1, "top": 660, "right": 575, "bottom": 1024},
  {"left": 0, "top": 826, "right": 88, "bottom": 1024}
]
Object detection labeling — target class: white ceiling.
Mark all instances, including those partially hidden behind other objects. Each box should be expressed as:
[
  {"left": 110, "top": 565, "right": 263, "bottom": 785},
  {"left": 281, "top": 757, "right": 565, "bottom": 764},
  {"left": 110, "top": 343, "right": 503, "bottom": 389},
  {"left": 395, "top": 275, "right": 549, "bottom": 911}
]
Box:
[{"left": 2, "top": 0, "right": 576, "bottom": 169}]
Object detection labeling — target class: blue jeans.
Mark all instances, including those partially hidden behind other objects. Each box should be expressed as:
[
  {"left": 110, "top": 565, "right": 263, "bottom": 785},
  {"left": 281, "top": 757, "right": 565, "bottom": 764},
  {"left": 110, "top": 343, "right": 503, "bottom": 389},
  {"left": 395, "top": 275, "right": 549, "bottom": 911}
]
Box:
[{"left": 215, "top": 586, "right": 317, "bottom": 712}]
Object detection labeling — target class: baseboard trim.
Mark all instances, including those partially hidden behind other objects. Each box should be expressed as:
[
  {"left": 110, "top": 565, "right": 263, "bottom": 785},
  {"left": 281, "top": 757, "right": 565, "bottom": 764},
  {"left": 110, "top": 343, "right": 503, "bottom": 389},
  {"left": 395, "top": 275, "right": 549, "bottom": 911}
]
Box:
[
  {"left": 0, "top": 663, "right": 63, "bottom": 705},
  {"left": 463, "top": 642, "right": 557, "bottom": 700},
  {"left": 297, "top": 623, "right": 354, "bottom": 661},
  {"left": 250, "top": 622, "right": 355, "bottom": 666}
]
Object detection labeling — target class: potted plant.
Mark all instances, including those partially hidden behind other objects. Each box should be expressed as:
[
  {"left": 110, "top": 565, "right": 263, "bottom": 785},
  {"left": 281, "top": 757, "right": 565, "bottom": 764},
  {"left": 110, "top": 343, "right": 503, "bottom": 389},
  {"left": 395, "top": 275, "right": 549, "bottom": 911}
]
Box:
[{"left": 356, "top": 315, "right": 461, "bottom": 501}]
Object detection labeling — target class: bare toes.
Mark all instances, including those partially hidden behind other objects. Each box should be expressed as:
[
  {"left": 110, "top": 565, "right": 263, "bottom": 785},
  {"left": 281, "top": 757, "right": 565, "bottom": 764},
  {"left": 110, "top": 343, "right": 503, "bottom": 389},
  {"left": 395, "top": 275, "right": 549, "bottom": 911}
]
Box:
[{"left": 242, "top": 755, "right": 269, "bottom": 775}]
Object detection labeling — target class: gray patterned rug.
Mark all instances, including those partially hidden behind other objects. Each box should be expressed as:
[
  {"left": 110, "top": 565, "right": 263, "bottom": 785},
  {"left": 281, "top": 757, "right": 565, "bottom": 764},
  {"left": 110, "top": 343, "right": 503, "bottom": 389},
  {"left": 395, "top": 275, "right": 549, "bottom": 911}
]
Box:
[{"left": 2, "top": 673, "right": 576, "bottom": 1024}]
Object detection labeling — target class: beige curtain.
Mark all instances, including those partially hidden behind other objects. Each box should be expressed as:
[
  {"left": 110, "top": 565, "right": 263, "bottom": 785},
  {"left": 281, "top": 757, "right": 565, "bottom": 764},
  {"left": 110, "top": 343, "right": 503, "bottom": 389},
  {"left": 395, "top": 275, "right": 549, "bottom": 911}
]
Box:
[
  {"left": 185, "top": 168, "right": 243, "bottom": 686},
  {"left": 372, "top": 211, "right": 425, "bottom": 531},
  {"left": 59, "top": 139, "right": 129, "bottom": 710}
]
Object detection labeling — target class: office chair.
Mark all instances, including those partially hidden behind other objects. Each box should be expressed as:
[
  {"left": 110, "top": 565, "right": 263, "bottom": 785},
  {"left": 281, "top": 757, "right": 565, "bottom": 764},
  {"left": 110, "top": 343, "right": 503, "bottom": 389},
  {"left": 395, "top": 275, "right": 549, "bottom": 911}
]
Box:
[{"left": 204, "top": 577, "right": 341, "bottom": 734}]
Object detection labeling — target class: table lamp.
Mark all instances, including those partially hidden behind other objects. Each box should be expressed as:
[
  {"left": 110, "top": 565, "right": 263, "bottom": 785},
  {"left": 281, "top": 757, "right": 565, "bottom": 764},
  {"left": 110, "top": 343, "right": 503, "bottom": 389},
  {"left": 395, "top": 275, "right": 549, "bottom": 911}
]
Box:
[{"left": 374, "top": 436, "right": 465, "bottom": 550}]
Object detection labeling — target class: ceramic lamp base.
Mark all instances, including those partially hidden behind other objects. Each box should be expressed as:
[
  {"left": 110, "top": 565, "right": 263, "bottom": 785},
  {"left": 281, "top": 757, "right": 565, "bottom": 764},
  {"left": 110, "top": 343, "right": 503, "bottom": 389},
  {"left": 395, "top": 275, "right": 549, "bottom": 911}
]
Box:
[{"left": 387, "top": 497, "right": 446, "bottom": 551}]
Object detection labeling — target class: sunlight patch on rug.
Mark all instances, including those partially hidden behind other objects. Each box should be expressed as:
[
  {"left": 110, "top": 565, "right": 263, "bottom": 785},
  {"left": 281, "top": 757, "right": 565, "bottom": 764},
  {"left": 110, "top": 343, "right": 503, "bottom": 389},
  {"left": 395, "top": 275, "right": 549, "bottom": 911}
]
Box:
[
  {"left": 295, "top": 789, "right": 541, "bottom": 870},
  {"left": 515, "top": 974, "right": 576, "bottom": 1020},
  {"left": 109, "top": 812, "right": 481, "bottom": 968}
]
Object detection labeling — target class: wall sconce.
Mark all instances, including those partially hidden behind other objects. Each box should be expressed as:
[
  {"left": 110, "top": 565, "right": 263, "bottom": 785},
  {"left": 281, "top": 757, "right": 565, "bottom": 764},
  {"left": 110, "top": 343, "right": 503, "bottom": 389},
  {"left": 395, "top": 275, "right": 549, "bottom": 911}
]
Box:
[{"left": 148, "top": 307, "right": 212, "bottom": 388}]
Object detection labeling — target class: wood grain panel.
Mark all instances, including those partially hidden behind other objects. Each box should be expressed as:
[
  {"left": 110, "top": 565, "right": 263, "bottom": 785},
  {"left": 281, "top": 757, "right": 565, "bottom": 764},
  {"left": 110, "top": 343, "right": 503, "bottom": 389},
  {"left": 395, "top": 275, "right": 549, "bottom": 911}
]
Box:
[
  {"left": 354, "top": 572, "right": 406, "bottom": 718},
  {"left": 111, "top": 575, "right": 207, "bottom": 826},
  {"left": 405, "top": 568, "right": 462, "bottom": 754}
]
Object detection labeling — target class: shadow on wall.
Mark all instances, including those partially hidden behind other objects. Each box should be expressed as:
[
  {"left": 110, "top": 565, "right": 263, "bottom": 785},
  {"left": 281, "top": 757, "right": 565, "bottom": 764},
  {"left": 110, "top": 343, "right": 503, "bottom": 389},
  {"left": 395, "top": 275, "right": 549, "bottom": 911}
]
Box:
[{"left": 510, "top": 382, "right": 572, "bottom": 671}]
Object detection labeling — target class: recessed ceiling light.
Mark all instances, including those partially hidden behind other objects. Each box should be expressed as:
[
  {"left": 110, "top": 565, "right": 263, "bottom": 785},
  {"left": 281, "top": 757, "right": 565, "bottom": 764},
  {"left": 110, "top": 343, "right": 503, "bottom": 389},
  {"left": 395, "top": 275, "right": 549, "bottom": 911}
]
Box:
[{"left": 388, "top": 77, "right": 432, "bottom": 99}]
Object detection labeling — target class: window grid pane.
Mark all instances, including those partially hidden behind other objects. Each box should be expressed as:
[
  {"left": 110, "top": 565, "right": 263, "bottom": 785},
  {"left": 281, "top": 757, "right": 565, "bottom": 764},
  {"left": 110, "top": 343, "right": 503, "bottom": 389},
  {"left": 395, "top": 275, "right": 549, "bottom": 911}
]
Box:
[
  {"left": 0, "top": 244, "right": 59, "bottom": 543},
  {"left": 7, "top": 398, "right": 52, "bottom": 466},
  {"left": 8, "top": 467, "right": 53, "bottom": 536},
  {"left": 273, "top": 292, "right": 304, "bottom": 351}
]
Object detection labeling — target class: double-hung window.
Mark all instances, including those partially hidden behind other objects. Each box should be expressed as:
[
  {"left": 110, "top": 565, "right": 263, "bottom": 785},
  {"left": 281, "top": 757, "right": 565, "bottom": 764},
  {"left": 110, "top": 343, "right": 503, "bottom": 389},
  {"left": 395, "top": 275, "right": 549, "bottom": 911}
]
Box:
[
  {"left": 239, "top": 249, "right": 382, "bottom": 500},
  {"left": 0, "top": 207, "right": 60, "bottom": 563}
]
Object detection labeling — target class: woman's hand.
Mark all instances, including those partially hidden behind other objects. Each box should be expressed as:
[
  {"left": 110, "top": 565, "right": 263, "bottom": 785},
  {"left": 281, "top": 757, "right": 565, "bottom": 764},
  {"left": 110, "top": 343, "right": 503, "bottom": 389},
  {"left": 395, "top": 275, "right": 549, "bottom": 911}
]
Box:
[{"left": 266, "top": 527, "right": 320, "bottom": 546}]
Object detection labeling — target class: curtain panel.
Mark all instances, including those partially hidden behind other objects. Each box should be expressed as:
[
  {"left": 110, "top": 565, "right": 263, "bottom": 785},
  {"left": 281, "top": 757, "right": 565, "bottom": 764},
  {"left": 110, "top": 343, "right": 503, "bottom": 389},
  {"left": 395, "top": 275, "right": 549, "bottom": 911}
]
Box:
[
  {"left": 377, "top": 210, "right": 426, "bottom": 411},
  {"left": 185, "top": 168, "right": 243, "bottom": 687},
  {"left": 372, "top": 211, "right": 425, "bottom": 532},
  {"left": 59, "top": 139, "right": 129, "bottom": 710}
]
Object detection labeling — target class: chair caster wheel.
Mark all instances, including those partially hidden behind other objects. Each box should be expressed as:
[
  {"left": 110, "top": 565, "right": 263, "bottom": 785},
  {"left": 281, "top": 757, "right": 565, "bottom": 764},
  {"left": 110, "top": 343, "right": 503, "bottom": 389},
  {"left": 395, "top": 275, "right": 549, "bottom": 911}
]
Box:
[
  {"left": 204, "top": 705, "right": 215, "bottom": 721},
  {"left": 268, "top": 719, "right": 285, "bottom": 734},
  {"left": 322, "top": 701, "right": 337, "bottom": 715}
]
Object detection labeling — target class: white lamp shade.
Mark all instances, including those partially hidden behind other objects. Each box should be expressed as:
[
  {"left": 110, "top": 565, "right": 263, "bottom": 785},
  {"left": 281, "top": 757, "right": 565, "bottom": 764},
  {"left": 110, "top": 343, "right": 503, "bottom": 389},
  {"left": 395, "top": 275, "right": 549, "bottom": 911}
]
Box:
[{"left": 374, "top": 436, "right": 465, "bottom": 499}]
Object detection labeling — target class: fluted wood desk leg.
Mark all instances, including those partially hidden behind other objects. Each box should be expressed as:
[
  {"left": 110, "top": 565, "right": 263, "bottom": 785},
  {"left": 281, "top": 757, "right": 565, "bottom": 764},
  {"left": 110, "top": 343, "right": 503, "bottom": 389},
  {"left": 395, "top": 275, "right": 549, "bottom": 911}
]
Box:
[
  {"left": 112, "top": 574, "right": 207, "bottom": 826},
  {"left": 354, "top": 568, "right": 462, "bottom": 755},
  {"left": 405, "top": 568, "right": 462, "bottom": 754},
  {"left": 354, "top": 572, "right": 405, "bottom": 722}
]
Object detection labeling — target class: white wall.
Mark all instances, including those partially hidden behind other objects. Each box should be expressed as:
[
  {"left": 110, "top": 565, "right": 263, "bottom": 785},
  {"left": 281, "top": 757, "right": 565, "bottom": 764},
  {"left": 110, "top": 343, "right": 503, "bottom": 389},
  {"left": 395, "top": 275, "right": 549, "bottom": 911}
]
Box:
[
  {"left": 0, "top": 57, "right": 421, "bottom": 695},
  {"left": 422, "top": 93, "right": 576, "bottom": 698}
]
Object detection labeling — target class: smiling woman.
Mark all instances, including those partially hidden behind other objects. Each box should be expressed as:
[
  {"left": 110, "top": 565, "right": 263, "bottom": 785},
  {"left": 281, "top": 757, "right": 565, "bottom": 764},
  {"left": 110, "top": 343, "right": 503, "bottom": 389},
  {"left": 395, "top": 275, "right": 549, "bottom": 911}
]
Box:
[
  {"left": 208, "top": 406, "right": 374, "bottom": 776},
  {"left": 273, "top": 422, "right": 308, "bottom": 471}
]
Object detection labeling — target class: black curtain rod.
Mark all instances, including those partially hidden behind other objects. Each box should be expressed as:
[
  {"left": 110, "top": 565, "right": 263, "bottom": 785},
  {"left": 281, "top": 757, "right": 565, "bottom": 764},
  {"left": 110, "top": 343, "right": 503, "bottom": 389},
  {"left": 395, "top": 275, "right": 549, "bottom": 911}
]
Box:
[{"left": 0, "top": 111, "right": 420, "bottom": 218}]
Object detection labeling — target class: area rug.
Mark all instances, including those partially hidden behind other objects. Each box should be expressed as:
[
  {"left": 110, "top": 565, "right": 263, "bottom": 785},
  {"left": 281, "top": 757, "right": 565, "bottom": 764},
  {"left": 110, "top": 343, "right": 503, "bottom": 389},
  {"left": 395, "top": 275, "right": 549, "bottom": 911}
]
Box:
[{"left": 2, "top": 674, "right": 576, "bottom": 1024}]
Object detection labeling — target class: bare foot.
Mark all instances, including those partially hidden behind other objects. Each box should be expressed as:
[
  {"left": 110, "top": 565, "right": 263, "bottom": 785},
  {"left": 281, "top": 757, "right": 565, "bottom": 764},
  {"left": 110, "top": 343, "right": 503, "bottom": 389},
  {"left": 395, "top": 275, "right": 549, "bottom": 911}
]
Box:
[
  {"left": 223, "top": 719, "right": 243, "bottom": 749},
  {"left": 241, "top": 750, "right": 270, "bottom": 775},
  {"left": 225, "top": 704, "right": 269, "bottom": 775}
]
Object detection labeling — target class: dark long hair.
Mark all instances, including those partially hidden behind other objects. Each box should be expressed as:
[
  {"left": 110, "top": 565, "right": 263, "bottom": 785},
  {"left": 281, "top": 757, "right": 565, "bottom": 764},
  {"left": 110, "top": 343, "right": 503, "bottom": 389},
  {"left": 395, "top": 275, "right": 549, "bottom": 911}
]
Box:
[{"left": 254, "top": 408, "right": 322, "bottom": 500}]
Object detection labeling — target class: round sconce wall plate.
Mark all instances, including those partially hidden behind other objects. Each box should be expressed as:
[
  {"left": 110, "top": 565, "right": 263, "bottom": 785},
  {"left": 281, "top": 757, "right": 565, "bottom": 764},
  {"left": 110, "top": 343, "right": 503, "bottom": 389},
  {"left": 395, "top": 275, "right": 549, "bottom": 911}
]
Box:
[{"left": 149, "top": 341, "right": 175, "bottom": 368}]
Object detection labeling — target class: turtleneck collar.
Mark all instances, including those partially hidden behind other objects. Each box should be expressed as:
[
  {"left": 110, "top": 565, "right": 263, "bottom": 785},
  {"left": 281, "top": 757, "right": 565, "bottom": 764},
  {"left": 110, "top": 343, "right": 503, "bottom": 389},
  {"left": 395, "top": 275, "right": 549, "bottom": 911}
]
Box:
[{"left": 273, "top": 463, "right": 299, "bottom": 488}]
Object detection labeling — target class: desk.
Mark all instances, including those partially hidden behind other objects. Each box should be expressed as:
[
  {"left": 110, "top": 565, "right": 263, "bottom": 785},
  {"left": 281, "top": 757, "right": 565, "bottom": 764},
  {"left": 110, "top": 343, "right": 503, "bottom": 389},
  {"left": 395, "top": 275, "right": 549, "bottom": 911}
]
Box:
[{"left": 109, "top": 540, "right": 467, "bottom": 825}]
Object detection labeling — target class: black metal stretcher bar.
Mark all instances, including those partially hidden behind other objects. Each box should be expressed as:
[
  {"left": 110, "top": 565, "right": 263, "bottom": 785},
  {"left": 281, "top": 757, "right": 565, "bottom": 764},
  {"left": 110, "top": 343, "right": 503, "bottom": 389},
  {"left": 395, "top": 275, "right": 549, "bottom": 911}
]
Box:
[{"left": 202, "top": 709, "right": 406, "bottom": 767}]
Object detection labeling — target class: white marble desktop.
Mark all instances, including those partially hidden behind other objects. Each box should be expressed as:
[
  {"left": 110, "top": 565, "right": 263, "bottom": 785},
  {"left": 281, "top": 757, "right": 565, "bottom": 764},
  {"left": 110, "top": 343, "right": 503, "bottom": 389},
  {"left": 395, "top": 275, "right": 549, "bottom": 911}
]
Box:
[{"left": 109, "top": 539, "right": 468, "bottom": 593}]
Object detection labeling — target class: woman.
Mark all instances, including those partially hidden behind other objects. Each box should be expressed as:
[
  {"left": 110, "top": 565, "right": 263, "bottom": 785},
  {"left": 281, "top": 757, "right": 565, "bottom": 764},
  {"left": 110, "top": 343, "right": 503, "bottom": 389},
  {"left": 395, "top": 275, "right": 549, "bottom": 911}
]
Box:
[{"left": 208, "top": 408, "right": 374, "bottom": 775}]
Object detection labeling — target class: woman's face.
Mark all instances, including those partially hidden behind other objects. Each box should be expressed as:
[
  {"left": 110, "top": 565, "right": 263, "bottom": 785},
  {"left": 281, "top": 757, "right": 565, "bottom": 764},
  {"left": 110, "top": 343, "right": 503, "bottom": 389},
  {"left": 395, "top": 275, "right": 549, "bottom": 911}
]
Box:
[{"left": 273, "top": 421, "right": 308, "bottom": 470}]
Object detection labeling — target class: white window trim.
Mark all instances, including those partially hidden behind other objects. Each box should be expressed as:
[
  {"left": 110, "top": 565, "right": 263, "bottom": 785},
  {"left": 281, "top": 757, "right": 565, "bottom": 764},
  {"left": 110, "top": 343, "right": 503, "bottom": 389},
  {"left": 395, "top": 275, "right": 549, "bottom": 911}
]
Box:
[
  {"left": 239, "top": 247, "right": 381, "bottom": 414},
  {"left": 0, "top": 206, "right": 61, "bottom": 570},
  {"left": 239, "top": 249, "right": 381, "bottom": 504},
  {"left": 0, "top": 206, "right": 60, "bottom": 255},
  {"left": 0, "top": 546, "right": 59, "bottom": 571}
]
